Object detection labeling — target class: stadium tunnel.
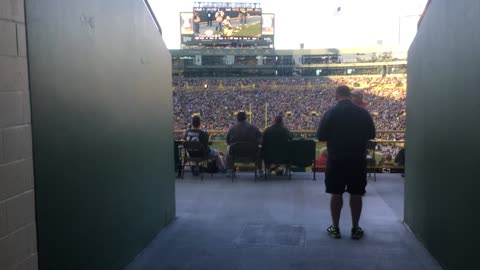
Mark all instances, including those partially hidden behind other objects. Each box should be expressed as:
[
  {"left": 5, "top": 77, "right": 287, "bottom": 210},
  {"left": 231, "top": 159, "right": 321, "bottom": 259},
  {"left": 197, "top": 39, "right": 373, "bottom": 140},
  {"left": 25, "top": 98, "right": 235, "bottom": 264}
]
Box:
[{"left": 0, "top": 0, "right": 478, "bottom": 270}]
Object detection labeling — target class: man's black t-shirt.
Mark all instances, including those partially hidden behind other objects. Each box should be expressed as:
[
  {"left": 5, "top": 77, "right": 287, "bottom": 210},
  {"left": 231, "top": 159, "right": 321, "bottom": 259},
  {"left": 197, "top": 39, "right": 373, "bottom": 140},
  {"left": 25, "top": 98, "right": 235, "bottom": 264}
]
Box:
[
  {"left": 226, "top": 122, "right": 261, "bottom": 145},
  {"left": 262, "top": 123, "right": 291, "bottom": 149},
  {"left": 316, "top": 100, "right": 375, "bottom": 161},
  {"left": 184, "top": 128, "right": 210, "bottom": 152}
]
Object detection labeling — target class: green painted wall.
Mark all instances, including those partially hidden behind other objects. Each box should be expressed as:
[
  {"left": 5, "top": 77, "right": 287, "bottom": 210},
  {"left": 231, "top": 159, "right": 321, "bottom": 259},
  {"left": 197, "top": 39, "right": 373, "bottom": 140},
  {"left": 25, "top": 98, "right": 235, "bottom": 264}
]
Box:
[
  {"left": 25, "top": 1, "right": 175, "bottom": 269},
  {"left": 406, "top": 1, "right": 479, "bottom": 269}
]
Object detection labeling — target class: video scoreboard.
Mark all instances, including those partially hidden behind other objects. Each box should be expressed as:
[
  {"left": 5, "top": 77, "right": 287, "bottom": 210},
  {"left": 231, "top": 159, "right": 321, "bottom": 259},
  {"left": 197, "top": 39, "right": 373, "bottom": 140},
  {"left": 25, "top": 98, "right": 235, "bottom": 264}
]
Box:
[{"left": 180, "top": 2, "right": 274, "bottom": 48}]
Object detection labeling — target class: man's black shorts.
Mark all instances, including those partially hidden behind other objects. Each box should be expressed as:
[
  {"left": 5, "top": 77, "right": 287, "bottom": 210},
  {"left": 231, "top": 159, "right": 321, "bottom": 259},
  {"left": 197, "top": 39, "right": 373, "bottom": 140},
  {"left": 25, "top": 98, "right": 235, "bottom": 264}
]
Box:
[{"left": 325, "top": 159, "right": 367, "bottom": 195}]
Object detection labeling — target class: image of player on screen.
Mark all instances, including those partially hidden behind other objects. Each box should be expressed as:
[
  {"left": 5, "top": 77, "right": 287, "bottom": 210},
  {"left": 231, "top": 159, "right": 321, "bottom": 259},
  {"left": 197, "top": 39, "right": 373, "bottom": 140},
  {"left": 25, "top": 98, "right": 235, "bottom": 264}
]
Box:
[
  {"left": 193, "top": 12, "right": 201, "bottom": 34},
  {"left": 238, "top": 8, "right": 247, "bottom": 26},
  {"left": 222, "top": 16, "right": 233, "bottom": 36},
  {"left": 215, "top": 9, "right": 224, "bottom": 32},
  {"left": 207, "top": 10, "right": 213, "bottom": 26}
]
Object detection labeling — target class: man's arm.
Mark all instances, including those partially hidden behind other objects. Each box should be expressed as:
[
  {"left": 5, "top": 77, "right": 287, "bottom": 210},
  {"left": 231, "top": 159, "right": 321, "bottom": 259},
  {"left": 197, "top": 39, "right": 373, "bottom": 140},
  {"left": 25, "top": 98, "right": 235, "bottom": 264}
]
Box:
[
  {"left": 200, "top": 130, "right": 210, "bottom": 149},
  {"left": 226, "top": 129, "right": 232, "bottom": 145},
  {"left": 256, "top": 127, "right": 262, "bottom": 144},
  {"left": 366, "top": 113, "right": 376, "bottom": 140},
  {"left": 316, "top": 110, "right": 330, "bottom": 141}
]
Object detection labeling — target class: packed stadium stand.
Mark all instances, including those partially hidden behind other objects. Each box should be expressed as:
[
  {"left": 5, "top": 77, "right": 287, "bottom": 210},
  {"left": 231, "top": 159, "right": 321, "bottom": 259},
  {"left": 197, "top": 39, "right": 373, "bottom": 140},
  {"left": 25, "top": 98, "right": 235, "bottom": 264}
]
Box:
[{"left": 171, "top": 48, "right": 407, "bottom": 157}]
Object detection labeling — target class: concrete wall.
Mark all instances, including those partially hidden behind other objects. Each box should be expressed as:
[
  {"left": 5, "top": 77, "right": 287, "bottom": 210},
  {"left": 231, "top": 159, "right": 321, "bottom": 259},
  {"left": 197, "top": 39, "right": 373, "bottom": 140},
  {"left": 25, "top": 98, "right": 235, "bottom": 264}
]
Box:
[
  {"left": 406, "top": 1, "right": 480, "bottom": 269},
  {"left": 0, "top": 0, "right": 38, "bottom": 270},
  {"left": 25, "top": 0, "right": 175, "bottom": 269}
]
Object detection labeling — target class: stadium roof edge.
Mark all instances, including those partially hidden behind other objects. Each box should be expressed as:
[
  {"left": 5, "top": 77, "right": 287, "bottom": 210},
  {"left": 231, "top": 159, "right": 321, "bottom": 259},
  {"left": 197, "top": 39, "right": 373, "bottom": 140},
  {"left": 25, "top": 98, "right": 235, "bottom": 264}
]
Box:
[{"left": 170, "top": 47, "right": 407, "bottom": 56}]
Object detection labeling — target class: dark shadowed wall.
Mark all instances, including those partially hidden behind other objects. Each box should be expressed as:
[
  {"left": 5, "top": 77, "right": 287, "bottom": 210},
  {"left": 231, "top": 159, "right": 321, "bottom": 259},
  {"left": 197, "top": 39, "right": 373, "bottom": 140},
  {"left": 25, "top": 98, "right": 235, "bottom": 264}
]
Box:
[
  {"left": 406, "top": 1, "right": 479, "bottom": 269},
  {"left": 25, "top": 0, "right": 175, "bottom": 269}
]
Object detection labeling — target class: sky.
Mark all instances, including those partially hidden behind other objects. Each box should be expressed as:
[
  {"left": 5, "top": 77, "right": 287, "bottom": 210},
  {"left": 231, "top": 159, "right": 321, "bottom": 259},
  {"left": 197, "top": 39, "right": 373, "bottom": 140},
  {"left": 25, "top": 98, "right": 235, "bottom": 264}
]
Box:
[{"left": 149, "top": 0, "right": 428, "bottom": 50}]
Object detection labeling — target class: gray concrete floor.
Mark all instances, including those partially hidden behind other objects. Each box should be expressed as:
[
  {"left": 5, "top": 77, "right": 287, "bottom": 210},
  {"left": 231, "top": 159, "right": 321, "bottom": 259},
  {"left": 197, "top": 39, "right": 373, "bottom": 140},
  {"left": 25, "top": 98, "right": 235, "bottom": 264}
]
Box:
[{"left": 127, "top": 172, "right": 443, "bottom": 270}]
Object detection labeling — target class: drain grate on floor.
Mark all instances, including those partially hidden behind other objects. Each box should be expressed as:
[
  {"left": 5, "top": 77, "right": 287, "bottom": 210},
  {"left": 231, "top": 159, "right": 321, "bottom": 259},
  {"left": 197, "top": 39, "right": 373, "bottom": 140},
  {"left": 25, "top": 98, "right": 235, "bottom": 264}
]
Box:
[{"left": 235, "top": 223, "right": 306, "bottom": 247}]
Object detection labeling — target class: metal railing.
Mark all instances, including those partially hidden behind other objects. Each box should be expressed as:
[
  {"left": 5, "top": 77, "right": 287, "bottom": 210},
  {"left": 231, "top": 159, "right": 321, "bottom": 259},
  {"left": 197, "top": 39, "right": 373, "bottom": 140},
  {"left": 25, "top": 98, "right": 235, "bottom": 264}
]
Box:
[
  {"left": 175, "top": 129, "right": 405, "bottom": 141},
  {"left": 175, "top": 130, "right": 405, "bottom": 172}
]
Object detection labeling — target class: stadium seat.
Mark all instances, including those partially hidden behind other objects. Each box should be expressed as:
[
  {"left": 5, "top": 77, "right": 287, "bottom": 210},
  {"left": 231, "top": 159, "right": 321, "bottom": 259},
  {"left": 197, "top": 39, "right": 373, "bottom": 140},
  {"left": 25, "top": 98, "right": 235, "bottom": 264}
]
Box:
[
  {"left": 174, "top": 140, "right": 183, "bottom": 178},
  {"left": 228, "top": 142, "right": 261, "bottom": 182},
  {"left": 263, "top": 140, "right": 291, "bottom": 180},
  {"left": 288, "top": 139, "right": 317, "bottom": 180},
  {"left": 181, "top": 141, "right": 214, "bottom": 180}
]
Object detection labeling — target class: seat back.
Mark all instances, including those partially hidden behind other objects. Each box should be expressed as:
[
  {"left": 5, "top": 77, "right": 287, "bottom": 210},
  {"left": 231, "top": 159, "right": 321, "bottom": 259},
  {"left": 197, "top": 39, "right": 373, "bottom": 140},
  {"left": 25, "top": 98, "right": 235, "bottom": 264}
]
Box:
[
  {"left": 289, "top": 139, "right": 316, "bottom": 167},
  {"left": 229, "top": 141, "right": 259, "bottom": 163},
  {"left": 366, "top": 140, "right": 377, "bottom": 152},
  {"left": 263, "top": 141, "right": 290, "bottom": 164},
  {"left": 183, "top": 141, "right": 208, "bottom": 159}
]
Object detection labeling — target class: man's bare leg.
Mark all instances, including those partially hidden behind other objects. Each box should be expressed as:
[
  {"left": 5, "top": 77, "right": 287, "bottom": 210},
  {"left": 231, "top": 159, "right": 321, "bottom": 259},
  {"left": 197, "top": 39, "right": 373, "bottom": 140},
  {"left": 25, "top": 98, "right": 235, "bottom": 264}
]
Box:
[
  {"left": 350, "top": 194, "right": 362, "bottom": 228},
  {"left": 216, "top": 153, "right": 226, "bottom": 170},
  {"left": 330, "top": 194, "right": 343, "bottom": 228}
]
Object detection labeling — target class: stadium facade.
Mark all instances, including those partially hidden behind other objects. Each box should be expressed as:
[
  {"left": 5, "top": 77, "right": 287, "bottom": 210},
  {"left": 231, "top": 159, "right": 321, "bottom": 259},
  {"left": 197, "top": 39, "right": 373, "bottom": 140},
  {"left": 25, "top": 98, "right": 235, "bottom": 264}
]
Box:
[{"left": 170, "top": 47, "right": 407, "bottom": 78}]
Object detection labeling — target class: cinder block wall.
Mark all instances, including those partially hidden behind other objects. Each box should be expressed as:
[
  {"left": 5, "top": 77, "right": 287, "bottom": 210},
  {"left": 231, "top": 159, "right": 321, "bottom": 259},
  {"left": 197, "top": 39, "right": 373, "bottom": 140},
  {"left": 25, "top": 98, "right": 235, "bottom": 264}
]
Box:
[
  {"left": 0, "top": 0, "right": 38, "bottom": 270},
  {"left": 406, "top": 0, "right": 480, "bottom": 269}
]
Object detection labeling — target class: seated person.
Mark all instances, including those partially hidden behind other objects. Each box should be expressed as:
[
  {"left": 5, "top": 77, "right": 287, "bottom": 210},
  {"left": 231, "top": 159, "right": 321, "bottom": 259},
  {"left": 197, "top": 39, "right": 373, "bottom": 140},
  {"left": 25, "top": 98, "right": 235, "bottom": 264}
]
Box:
[
  {"left": 381, "top": 153, "right": 395, "bottom": 165},
  {"left": 313, "top": 147, "right": 328, "bottom": 172},
  {"left": 394, "top": 147, "right": 405, "bottom": 177},
  {"left": 262, "top": 115, "right": 292, "bottom": 175},
  {"left": 379, "top": 153, "right": 395, "bottom": 173},
  {"left": 226, "top": 111, "right": 262, "bottom": 173},
  {"left": 394, "top": 147, "right": 405, "bottom": 167},
  {"left": 184, "top": 116, "right": 225, "bottom": 174}
]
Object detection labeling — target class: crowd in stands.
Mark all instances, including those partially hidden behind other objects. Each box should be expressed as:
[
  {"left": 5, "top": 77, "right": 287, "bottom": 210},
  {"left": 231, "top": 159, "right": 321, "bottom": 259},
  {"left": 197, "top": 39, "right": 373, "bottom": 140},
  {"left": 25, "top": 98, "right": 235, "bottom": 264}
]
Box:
[{"left": 173, "top": 76, "right": 406, "bottom": 155}]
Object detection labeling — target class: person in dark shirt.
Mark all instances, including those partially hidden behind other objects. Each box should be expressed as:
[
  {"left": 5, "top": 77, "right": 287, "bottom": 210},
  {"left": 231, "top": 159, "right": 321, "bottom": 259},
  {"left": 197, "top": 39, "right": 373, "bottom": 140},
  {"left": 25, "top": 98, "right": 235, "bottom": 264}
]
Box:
[
  {"left": 184, "top": 116, "right": 225, "bottom": 172},
  {"left": 206, "top": 11, "right": 213, "bottom": 26},
  {"left": 317, "top": 85, "right": 376, "bottom": 240},
  {"left": 262, "top": 115, "right": 292, "bottom": 175},
  {"left": 226, "top": 111, "right": 262, "bottom": 172}
]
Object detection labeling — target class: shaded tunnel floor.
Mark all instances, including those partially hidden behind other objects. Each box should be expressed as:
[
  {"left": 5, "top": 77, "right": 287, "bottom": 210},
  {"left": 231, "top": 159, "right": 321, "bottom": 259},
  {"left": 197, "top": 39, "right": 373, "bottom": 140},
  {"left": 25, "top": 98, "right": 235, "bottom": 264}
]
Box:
[{"left": 127, "top": 173, "right": 443, "bottom": 270}]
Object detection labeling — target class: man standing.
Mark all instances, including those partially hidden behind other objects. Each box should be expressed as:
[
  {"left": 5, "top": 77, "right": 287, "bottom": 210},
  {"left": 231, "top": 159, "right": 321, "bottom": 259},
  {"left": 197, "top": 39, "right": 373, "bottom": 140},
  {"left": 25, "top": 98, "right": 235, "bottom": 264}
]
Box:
[
  {"left": 226, "top": 111, "right": 262, "bottom": 172},
  {"left": 239, "top": 8, "right": 247, "bottom": 26},
  {"left": 193, "top": 12, "right": 201, "bottom": 34},
  {"left": 317, "top": 85, "right": 375, "bottom": 239},
  {"left": 207, "top": 10, "right": 213, "bottom": 26},
  {"left": 215, "top": 9, "right": 224, "bottom": 31}
]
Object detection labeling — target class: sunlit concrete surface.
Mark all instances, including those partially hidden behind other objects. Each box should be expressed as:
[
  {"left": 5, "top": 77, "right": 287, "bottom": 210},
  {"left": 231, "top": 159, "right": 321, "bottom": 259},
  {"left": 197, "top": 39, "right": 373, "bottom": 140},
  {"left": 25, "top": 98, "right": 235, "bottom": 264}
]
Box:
[{"left": 127, "top": 173, "right": 442, "bottom": 270}]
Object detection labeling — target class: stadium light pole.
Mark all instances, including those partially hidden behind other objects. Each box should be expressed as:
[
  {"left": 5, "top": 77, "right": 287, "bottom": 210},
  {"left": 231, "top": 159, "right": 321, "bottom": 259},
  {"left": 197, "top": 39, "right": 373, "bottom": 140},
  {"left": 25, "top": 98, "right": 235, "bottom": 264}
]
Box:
[
  {"left": 249, "top": 103, "right": 252, "bottom": 122},
  {"left": 265, "top": 103, "right": 268, "bottom": 129}
]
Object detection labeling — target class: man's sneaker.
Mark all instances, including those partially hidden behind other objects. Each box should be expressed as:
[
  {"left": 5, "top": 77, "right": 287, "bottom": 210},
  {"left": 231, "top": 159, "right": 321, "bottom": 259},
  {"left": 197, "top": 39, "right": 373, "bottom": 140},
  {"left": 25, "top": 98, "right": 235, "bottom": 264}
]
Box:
[
  {"left": 326, "top": 225, "right": 341, "bottom": 239},
  {"left": 351, "top": 226, "right": 364, "bottom": 240}
]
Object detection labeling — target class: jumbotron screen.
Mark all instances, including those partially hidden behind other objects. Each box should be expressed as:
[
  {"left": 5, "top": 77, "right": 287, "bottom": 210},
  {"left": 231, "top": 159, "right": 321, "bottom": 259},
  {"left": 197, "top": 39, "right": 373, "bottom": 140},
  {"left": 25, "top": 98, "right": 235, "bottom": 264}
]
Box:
[{"left": 180, "top": 2, "right": 274, "bottom": 47}]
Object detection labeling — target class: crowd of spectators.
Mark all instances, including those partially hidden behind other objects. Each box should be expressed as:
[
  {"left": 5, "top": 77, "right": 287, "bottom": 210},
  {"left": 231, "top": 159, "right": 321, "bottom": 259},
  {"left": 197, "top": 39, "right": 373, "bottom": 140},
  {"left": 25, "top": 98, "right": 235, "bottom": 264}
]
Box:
[{"left": 173, "top": 75, "right": 406, "bottom": 155}]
